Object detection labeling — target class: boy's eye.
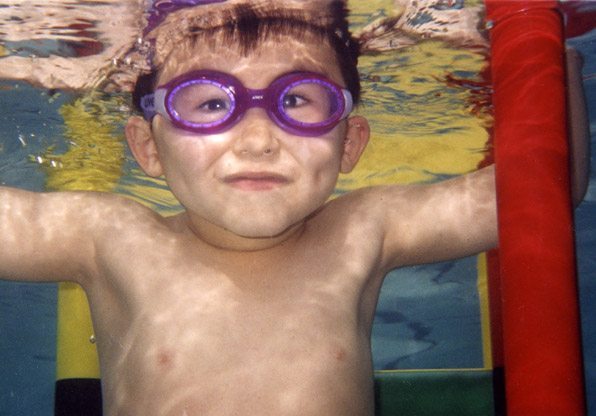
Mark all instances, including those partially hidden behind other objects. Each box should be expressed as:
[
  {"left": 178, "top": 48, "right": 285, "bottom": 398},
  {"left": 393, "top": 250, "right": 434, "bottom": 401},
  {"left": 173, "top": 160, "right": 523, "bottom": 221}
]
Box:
[
  {"left": 282, "top": 94, "right": 308, "bottom": 109},
  {"left": 198, "top": 99, "right": 230, "bottom": 112}
]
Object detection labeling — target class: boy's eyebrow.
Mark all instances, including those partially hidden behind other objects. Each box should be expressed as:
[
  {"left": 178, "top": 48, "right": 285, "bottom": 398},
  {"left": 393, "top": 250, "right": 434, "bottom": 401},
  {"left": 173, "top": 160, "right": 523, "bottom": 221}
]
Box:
[{"left": 291, "top": 65, "right": 337, "bottom": 82}]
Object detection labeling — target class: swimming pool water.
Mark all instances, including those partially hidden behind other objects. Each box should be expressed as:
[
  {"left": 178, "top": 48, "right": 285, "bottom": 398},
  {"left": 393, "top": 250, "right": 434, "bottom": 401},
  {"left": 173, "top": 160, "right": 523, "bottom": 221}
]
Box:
[
  {"left": 568, "top": 28, "right": 596, "bottom": 415},
  {"left": 0, "top": 2, "right": 595, "bottom": 415}
]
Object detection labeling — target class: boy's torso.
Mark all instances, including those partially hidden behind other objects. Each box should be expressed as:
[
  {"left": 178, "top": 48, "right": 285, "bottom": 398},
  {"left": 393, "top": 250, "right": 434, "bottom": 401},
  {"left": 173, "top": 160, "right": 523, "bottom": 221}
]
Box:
[{"left": 84, "top": 193, "right": 386, "bottom": 416}]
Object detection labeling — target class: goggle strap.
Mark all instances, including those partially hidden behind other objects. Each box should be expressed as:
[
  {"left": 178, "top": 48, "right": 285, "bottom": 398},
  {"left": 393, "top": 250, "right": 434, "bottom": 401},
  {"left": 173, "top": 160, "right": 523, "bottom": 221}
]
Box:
[
  {"left": 154, "top": 89, "right": 169, "bottom": 120},
  {"left": 341, "top": 89, "right": 354, "bottom": 120},
  {"left": 140, "top": 92, "right": 156, "bottom": 120},
  {"left": 140, "top": 89, "right": 169, "bottom": 121}
]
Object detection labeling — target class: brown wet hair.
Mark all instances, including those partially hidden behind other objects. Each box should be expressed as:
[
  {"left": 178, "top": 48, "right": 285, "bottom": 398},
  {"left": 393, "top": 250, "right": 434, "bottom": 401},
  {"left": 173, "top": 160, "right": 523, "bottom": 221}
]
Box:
[{"left": 132, "top": 3, "right": 361, "bottom": 113}]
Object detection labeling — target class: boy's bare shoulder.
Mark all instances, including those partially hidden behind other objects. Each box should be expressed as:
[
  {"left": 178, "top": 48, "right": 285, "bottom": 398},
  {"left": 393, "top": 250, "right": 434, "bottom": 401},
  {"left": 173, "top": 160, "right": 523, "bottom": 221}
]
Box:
[
  {"left": 322, "top": 167, "right": 497, "bottom": 269},
  {"left": 311, "top": 185, "right": 398, "bottom": 254},
  {"left": 70, "top": 192, "right": 172, "bottom": 235},
  {"left": 52, "top": 190, "right": 166, "bottom": 228},
  {"left": 35, "top": 190, "right": 174, "bottom": 255},
  {"left": 322, "top": 184, "right": 411, "bottom": 225},
  {"left": 0, "top": 188, "right": 171, "bottom": 283}
]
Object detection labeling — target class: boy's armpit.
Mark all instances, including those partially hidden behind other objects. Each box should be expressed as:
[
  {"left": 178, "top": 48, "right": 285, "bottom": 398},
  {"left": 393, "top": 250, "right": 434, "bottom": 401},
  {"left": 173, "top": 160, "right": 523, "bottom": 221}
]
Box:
[{"left": 377, "top": 166, "right": 498, "bottom": 270}]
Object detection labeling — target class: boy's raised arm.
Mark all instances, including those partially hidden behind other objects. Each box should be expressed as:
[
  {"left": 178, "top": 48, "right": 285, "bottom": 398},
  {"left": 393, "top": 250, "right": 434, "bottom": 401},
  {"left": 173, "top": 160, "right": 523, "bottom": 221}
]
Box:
[
  {"left": 377, "top": 165, "right": 498, "bottom": 270},
  {"left": 0, "top": 187, "right": 98, "bottom": 283},
  {"left": 375, "top": 47, "right": 588, "bottom": 270}
]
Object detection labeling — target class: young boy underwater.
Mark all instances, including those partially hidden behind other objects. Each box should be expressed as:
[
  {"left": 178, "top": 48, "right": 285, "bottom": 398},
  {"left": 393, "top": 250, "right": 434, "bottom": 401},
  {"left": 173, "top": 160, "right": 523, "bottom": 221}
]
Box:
[{"left": 1, "top": 0, "right": 587, "bottom": 414}]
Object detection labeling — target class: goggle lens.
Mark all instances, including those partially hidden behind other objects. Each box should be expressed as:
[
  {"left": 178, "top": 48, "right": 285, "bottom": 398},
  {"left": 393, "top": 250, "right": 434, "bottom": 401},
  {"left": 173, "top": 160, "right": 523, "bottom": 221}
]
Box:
[
  {"left": 170, "top": 80, "right": 235, "bottom": 127},
  {"left": 279, "top": 80, "right": 341, "bottom": 125}
]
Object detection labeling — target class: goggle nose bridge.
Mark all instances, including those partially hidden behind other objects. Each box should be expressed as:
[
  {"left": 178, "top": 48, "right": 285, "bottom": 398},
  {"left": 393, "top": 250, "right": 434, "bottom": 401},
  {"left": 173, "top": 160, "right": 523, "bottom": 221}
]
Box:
[{"left": 245, "top": 89, "right": 271, "bottom": 110}]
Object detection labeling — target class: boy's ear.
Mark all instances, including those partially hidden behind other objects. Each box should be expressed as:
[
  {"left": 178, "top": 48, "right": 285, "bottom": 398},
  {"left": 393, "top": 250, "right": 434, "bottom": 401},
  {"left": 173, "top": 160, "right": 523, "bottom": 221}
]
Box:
[
  {"left": 125, "top": 116, "right": 164, "bottom": 177},
  {"left": 340, "top": 116, "right": 370, "bottom": 173}
]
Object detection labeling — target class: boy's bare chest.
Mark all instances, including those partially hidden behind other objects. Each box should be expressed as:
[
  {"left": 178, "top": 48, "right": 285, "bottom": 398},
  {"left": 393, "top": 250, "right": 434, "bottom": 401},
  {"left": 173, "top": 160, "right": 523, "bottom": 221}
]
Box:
[
  {"left": 107, "top": 248, "right": 373, "bottom": 344},
  {"left": 97, "top": 223, "right": 383, "bottom": 322},
  {"left": 93, "top": 245, "right": 379, "bottom": 415}
]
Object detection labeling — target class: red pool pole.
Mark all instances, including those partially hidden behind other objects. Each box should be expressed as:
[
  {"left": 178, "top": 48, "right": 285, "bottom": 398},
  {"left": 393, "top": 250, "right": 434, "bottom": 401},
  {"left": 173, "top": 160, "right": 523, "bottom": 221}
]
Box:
[{"left": 484, "top": 1, "right": 585, "bottom": 414}]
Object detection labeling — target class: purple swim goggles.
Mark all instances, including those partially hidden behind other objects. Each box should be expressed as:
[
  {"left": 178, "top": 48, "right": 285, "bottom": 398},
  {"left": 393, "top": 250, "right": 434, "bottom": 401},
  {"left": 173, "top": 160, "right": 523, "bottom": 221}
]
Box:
[{"left": 140, "top": 70, "right": 354, "bottom": 137}]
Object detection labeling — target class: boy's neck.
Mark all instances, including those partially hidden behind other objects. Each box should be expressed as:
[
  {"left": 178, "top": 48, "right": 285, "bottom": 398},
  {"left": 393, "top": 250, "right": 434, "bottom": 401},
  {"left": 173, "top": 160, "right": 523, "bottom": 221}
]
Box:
[{"left": 175, "top": 211, "right": 306, "bottom": 252}]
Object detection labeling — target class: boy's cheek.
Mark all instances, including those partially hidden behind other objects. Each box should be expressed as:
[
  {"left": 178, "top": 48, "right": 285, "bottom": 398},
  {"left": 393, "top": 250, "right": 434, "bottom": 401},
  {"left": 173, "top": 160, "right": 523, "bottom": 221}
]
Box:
[
  {"left": 154, "top": 129, "right": 226, "bottom": 169},
  {"left": 291, "top": 127, "right": 346, "bottom": 163}
]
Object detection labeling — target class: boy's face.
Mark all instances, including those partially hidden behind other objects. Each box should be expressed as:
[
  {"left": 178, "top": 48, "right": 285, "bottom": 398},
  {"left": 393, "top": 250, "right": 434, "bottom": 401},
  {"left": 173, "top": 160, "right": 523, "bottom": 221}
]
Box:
[{"left": 126, "top": 33, "right": 369, "bottom": 248}]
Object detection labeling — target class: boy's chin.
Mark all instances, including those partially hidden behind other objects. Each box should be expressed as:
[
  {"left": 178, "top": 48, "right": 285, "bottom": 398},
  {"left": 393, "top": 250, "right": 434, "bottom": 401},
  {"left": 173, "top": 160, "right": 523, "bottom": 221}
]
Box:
[
  {"left": 227, "top": 221, "right": 299, "bottom": 240},
  {"left": 219, "top": 215, "right": 305, "bottom": 245}
]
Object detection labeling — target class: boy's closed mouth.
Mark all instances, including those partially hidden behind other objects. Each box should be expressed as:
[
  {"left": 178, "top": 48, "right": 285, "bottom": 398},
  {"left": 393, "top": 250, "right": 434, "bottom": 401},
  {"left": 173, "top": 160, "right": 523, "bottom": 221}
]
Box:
[{"left": 223, "top": 172, "right": 290, "bottom": 191}]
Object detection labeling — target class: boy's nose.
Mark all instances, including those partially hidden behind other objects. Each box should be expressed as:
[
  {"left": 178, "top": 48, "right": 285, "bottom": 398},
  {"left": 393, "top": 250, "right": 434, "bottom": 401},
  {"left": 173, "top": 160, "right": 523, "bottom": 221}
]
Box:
[{"left": 232, "top": 113, "right": 280, "bottom": 158}]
